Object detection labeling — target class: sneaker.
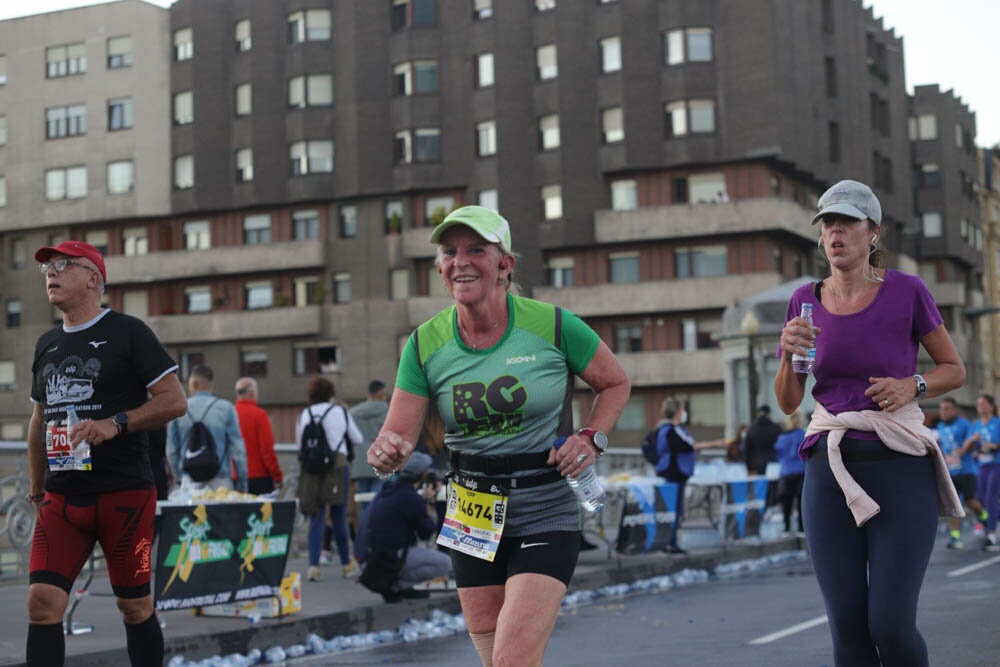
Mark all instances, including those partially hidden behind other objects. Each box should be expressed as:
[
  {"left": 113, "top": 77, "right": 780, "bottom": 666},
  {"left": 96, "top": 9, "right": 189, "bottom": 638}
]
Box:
[
  {"left": 319, "top": 550, "right": 332, "bottom": 566},
  {"left": 342, "top": 560, "right": 359, "bottom": 578},
  {"left": 984, "top": 535, "right": 1000, "bottom": 552},
  {"left": 307, "top": 566, "right": 323, "bottom": 582},
  {"left": 946, "top": 536, "right": 964, "bottom": 550},
  {"left": 974, "top": 522, "right": 985, "bottom": 537}
]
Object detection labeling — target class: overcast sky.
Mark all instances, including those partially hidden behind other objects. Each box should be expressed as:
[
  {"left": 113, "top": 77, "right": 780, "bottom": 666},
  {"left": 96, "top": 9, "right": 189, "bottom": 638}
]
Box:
[{"left": 1, "top": 0, "right": 997, "bottom": 147}]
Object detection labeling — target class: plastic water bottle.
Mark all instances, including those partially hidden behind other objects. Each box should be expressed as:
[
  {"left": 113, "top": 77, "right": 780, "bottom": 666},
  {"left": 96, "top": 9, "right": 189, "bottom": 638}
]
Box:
[
  {"left": 64, "top": 405, "right": 92, "bottom": 471},
  {"left": 554, "top": 437, "right": 606, "bottom": 512},
  {"left": 791, "top": 303, "right": 816, "bottom": 374}
]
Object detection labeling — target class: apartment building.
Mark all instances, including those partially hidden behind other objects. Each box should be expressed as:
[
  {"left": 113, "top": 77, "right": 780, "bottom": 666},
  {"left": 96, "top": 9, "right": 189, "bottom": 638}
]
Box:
[
  {"left": 978, "top": 147, "right": 1000, "bottom": 396},
  {"left": 0, "top": 0, "right": 982, "bottom": 444}
]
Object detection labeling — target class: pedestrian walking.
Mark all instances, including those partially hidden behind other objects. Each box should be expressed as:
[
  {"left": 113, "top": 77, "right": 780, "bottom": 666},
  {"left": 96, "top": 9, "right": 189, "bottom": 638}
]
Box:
[{"left": 773, "top": 410, "right": 806, "bottom": 534}]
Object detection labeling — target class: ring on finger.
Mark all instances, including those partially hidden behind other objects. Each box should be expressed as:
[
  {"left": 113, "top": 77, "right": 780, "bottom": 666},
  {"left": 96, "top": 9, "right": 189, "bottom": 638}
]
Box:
[{"left": 575, "top": 453, "right": 587, "bottom": 463}]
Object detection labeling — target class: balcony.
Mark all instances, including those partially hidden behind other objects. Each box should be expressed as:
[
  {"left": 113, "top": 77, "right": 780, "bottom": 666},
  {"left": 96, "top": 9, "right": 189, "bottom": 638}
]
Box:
[
  {"left": 406, "top": 296, "right": 453, "bottom": 328},
  {"left": 147, "top": 305, "right": 322, "bottom": 344},
  {"left": 595, "top": 198, "right": 816, "bottom": 244},
  {"left": 534, "top": 273, "right": 786, "bottom": 317},
  {"left": 402, "top": 226, "right": 437, "bottom": 260},
  {"left": 618, "top": 349, "right": 722, "bottom": 387},
  {"left": 104, "top": 240, "right": 325, "bottom": 285}
]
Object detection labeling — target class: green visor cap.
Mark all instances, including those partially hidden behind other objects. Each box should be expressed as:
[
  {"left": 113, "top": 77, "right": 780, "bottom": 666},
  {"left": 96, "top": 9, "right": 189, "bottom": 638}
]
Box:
[{"left": 429, "top": 206, "right": 512, "bottom": 253}]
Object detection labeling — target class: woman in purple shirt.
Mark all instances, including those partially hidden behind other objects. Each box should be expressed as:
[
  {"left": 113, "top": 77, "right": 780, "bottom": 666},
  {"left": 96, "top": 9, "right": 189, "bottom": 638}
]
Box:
[{"left": 775, "top": 180, "right": 966, "bottom": 667}]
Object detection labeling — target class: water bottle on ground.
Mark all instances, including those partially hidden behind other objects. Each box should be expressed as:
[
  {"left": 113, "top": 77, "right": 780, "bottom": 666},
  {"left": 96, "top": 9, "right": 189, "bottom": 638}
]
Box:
[
  {"left": 554, "top": 437, "right": 606, "bottom": 512},
  {"left": 64, "top": 405, "right": 92, "bottom": 471},
  {"left": 791, "top": 303, "right": 816, "bottom": 374}
]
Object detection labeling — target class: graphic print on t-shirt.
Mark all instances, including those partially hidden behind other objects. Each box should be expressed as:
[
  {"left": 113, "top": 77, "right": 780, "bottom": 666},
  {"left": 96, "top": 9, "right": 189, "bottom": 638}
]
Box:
[
  {"left": 41, "top": 355, "right": 102, "bottom": 405},
  {"left": 452, "top": 376, "right": 527, "bottom": 437}
]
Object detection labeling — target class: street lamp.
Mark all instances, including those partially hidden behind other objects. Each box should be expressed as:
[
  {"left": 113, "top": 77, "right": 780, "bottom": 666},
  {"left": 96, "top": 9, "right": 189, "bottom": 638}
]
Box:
[{"left": 741, "top": 309, "right": 761, "bottom": 426}]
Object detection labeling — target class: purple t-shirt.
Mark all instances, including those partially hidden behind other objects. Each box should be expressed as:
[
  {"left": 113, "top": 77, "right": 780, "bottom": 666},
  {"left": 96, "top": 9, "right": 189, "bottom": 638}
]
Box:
[{"left": 781, "top": 269, "right": 943, "bottom": 453}]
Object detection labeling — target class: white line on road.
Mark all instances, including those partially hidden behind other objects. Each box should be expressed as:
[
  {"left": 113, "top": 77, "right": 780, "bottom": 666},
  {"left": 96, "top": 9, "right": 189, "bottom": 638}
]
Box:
[
  {"left": 749, "top": 615, "right": 828, "bottom": 645},
  {"left": 946, "top": 555, "right": 1000, "bottom": 577}
]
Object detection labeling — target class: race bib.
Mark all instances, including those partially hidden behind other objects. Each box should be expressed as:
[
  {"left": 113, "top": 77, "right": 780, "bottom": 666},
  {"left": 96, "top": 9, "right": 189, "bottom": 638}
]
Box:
[
  {"left": 436, "top": 475, "right": 507, "bottom": 562},
  {"left": 45, "top": 423, "right": 92, "bottom": 472}
]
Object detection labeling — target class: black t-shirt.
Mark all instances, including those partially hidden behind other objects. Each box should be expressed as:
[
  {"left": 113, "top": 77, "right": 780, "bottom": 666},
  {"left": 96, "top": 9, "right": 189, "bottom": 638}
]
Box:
[{"left": 31, "top": 309, "right": 178, "bottom": 495}]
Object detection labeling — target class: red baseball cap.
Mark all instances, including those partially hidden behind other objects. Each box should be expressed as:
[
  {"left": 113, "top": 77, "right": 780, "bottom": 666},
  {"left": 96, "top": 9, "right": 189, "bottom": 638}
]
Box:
[{"left": 35, "top": 241, "right": 107, "bottom": 282}]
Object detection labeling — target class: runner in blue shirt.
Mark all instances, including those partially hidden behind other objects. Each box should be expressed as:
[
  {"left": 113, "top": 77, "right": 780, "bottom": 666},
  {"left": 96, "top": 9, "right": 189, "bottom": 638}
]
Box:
[
  {"left": 964, "top": 394, "right": 1000, "bottom": 550},
  {"left": 936, "top": 397, "right": 985, "bottom": 549}
]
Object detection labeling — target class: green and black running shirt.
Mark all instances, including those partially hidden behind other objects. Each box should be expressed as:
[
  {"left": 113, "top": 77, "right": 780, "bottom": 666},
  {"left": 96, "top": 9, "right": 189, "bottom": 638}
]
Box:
[{"left": 395, "top": 293, "right": 600, "bottom": 535}]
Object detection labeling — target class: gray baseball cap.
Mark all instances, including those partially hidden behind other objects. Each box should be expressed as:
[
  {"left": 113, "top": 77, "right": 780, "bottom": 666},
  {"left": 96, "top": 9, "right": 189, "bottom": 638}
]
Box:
[{"left": 810, "top": 180, "right": 882, "bottom": 226}]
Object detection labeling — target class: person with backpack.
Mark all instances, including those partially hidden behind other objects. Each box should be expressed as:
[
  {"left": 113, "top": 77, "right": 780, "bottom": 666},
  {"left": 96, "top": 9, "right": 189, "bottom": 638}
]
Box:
[
  {"left": 296, "top": 375, "right": 364, "bottom": 583},
  {"left": 650, "top": 398, "right": 721, "bottom": 554},
  {"left": 167, "top": 365, "right": 248, "bottom": 493}
]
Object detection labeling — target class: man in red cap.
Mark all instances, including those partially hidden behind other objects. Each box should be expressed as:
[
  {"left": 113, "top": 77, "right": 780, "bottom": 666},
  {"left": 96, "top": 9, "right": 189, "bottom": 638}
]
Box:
[{"left": 26, "top": 240, "right": 187, "bottom": 666}]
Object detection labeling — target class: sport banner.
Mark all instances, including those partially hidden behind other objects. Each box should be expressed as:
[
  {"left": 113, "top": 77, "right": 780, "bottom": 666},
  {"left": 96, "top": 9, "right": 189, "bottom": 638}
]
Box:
[
  {"left": 722, "top": 478, "right": 775, "bottom": 540},
  {"left": 154, "top": 500, "right": 295, "bottom": 612},
  {"left": 615, "top": 481, "right": 682, "bottom": 554}
]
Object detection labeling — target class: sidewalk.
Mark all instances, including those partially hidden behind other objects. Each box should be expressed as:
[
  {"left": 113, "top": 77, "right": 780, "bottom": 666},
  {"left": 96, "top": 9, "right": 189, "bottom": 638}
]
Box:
[{"left": 0, "top": 536, "right": 801, "bottom": 667}]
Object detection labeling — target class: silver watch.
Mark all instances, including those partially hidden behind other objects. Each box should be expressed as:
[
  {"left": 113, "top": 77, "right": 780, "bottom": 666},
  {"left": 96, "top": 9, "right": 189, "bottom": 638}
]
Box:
[{"left": 913, "top": 374, "right": 927, "bottom": 400}]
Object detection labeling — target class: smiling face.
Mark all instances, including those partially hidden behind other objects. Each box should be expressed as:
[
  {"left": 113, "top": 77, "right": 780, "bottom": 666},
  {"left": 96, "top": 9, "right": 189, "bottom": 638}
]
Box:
[
  {"left": 437, "top": 225, "right": 509, "bottom": 306},
  {"left": 43, "top": 253, "right": 100, "bottom": 309},
  {"left": 819, "top": 214, "right": 877, "bottom": 270}
]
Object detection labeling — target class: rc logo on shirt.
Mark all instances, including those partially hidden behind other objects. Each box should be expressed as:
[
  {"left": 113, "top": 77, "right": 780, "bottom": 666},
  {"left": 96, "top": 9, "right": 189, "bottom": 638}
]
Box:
[
  {"left": 41, "top": 355, "right": 102, "bottom": 405},
  {"left": 452, "top": 376, "right": 526, "bottom": 437}
]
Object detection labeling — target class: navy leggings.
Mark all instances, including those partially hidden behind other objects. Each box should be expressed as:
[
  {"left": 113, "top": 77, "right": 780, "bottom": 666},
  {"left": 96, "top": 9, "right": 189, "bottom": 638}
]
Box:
[{"left": 803, "top": 437, "right": 938, "bottom": 667}]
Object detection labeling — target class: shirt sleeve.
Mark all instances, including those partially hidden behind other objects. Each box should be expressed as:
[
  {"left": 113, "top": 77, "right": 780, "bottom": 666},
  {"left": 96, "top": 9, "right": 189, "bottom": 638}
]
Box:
[
  {"left": 910, "top": 274, "right": 944, "bottom": 341},
  {"left": 394, "top": 333, "right": 430, "bottom": 397}
]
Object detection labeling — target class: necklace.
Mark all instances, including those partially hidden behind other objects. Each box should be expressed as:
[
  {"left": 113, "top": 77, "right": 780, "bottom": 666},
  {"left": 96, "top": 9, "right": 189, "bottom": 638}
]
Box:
[{"left": 459, "top": 318, "right": 503, "bottom": 351}]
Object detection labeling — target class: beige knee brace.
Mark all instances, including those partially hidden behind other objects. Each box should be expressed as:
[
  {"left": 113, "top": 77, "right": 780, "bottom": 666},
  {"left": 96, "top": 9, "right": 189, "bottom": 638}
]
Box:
[{"left": 469, "top": 630, "right": 496, "bottom": 667}]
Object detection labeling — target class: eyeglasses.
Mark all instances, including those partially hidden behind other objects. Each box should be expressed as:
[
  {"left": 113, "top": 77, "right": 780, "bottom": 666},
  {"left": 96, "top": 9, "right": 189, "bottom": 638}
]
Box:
[{"left": 38, "top": 258, "right": 97, "bottom": 276}]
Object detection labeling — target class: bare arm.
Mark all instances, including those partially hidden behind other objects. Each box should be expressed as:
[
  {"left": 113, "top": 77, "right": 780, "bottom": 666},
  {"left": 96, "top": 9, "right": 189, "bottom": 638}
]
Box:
[
  {"left": 865, "top": 324, "right": 966, "bottom": 412},
  {"left": 27, "top": 403, "right": 47, "bottom": 503},
  {"left": 775, "top": 315, "right": 814, "bottom": 415},
  {"left": 368, "top": 388, "right": 429, "bottom": 475},
  {"left": 68, "top": 371, "right": 187, "bottom": 447}
]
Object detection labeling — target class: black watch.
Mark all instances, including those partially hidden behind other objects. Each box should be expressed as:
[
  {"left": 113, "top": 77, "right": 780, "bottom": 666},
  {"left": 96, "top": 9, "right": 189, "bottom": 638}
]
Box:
[
  {"left": 113, "top": 412, "right": 129, "bottom": 436},
  {"left": 578, "top": 428, "right": 608, "bottom": 456},
  {"left": 913, "top": 374, "right": 927, "bottom": 400}
]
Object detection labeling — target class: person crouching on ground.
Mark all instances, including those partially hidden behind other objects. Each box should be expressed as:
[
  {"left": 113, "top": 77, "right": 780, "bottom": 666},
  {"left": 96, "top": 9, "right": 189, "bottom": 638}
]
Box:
[{"left": 355, "top": 452, "right": 452, "bottom": 602}]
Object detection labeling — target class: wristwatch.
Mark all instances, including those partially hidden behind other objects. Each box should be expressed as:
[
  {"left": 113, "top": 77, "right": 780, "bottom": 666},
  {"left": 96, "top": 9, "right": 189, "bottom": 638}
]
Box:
[
  {"left": 913, "top": 374, "right": 927, "bottom": 400},
  {"left": 113, "top": 412, "right": 129, "bottom": 436},
  {"left": 578, "top": 428, "right": 608, "bottom": 456}
]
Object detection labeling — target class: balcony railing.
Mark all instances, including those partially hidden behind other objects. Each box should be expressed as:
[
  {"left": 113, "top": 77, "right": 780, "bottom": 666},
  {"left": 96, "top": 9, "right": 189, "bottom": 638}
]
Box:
[
  {"left": 618, "top": 349, "right": 722, "bottom": 387},
  {"left": 146, "top": 305, "right": 322, "bottom": 344}
]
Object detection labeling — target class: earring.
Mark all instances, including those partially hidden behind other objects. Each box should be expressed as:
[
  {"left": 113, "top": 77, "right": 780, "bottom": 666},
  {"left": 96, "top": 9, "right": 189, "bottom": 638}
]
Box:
[{"left": 817, "top": 237, "right": 823, "bottom": 248}]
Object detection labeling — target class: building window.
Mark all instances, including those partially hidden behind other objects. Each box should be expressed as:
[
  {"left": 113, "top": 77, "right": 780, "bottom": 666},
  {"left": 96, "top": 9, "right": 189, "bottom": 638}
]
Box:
[
  {"left": 910, "top": 114, "right": 937, "bottom": 141},
  {"left": 547, "top": 257, "right": 574, "bottom": 288},
  {"left": 290, "top": 140, "right": 334, "bottom": 175},
  {"left": 392, "top": 0, "right": 437, "bottom": 30},
  {"left": 395, "top": 128, "right": 440, "bottom": 164},
  {"left": 338, "top": 206, "right": 356, "bottom": 238},
  {"left": 665, "top": 99, "right": 715, "bottom": 136},
  {"left": 173, "top": 91, "right": 193, "bottom": 125},
  {"left": 385, "top": 200, "right": 404, "bottom": 234},
  {"left": 0, "top": 176, "right": 6, "bottom": 207},
  {"left": 535, "top": 0, "right": 556, "bottom": 11},
  {"left": 536, "top": 44, "right": 557, "bottom": 80},
  {"left": 688, "top": 172, "right": 726, "bottom": 204},
  {"left": 476, "top": 52, "right": 494, "bottom": 88},
  {"left": 601, "top": 107, "right": 624, "bottom": 143},
  {"left": 675, "top": 245, "right": 726, "bottom": 278},
  {"left": 245, "top": 281, "right": 273, "bottom": 310},
  {"left": 0, "top": 115, "right": 6, "bottom": 145},
  {"left": 542, "top": 184, "right": 562, "bottom": 220},
  {"left": 478, "top": 189, "right": 498, "bottom": 211},
  {"left": 333, "top": 272, "right": 351, "bottom": 304},
  {"left": 665, "top": 27, "right": 712, "bottom": 65},
  {"left": 84, "top": 230, "right": 108, "bottom": 255},
  {"left": 174, "top": 155, "right": 193, "bottom": 190},
  {"left": 288, "top": 74, "right": 333, "bottom": 108},
  {"left": 294, "top": 277, "right": 320, "bottom": 306},
  {"left": 477, "top": 120, "right": 497, "bottom": 157},
  {"left": 390, "top": 268, "right": 411, "bottom": 300},
  {"left": 185, "top": 286, "right": 211, "bottom": 313},
  {"left": 921, "top": 212, "right": 942, "bottom": 238},
  {"left": 235, "top": 148, "right": 253, "bottom": 182},
  {"left": 235, "top": 82, "right": 252, "bottom": 116},
  {"left": 288, "top": 9, "right": 331, "bottom": 43},
  {"left": 539, "top": 114, "right": 560, "bottom": 150},
  {"left": 107, "top": 160, "right": 134, "bottom": 194},
  {"left": 615, "top": 324, "right": 643, "bottom": 353},
  {"left": 235, "top": 18, "right": 252, "bottom": 52},
  {"left": 393, "top": 60, "right": 439, "bottom": 95},
  {"left": 426, "top": 196, "right": 454, "bottom": 226},
  {"left": 611, "top": 179, "right": 637, "bottom": 211},
  {"left": 828, "top": 121, "right": 841, "bottom": 163},
  {"left": 6, "top": 299, "right": 21, "bottom": 328},
  {"left": 243, "top": 214, "right": 271, "bottom": 245},
  {"left": 824, "top": 57, "right": 837, "bottom": 98},
  {"left": 920, "top": 163, "right": 940, "bottom": 187},
  {"left": 184, "top": 220, "right": 210, "bottom": 250},
  {"left": 174, "top": 28, "right": 193, "bottom": 61},
  {"left": 46, "top": 43, "right": 87, "bottom": 78},
  {"left": 293, "top": 342, "right": 340, "bottom": 375},
  {"left": 10, "top": 237, "right": 26, "bottom": 268},
  {"left": 609, "top": 252, "right": 639, "bottom": 284},
  {"left": 107, "top": 35, "right": 132, "bottom": 69},
  {"left": 122, "top": 227, "right": 147, "bottom": 256},
  {"left": 0, "top": 56, "right": 6, "bottom": 85},
  {"left": 122, "top": 290, "right": 148, "bottom": 318},
  {"left": 473, "top": 0, "right": 493, "bottom": 20},
  {"left": 45, "top": 166, "right": 87, "bottom": 201},
  {"left": 45, "top": 104, "right": 87, "bottom": 139},
  {"left": 682, "top": 318, "right": 699, "bottom": 352},
  {"left": 107, "top": 97, "right": 133, "bottom": 131},
  {"left": 239, "top": 346, "right": 268, "bottom": 377},
  {"left": 600, "top": 36, "right": 621, "bottom": 73},
  {"left": 294, "top": 209, "right": 320, "bottom": 240}
]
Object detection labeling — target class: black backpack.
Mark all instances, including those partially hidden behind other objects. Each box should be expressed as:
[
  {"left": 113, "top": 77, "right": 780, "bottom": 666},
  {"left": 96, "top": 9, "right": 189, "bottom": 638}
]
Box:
[
  {"left": 641, "top": 425, "right": 662, "bottom": 465},
  {"left": 181, "top": 399, "right": 221, "bottom": 482},
  {"left": 299, "top": 405, "right": 339, "bottom": 474}
]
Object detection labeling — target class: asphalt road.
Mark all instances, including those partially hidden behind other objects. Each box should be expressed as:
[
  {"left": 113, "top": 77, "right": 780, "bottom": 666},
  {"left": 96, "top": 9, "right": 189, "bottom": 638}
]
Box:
[{"left": 287, "top": 532, "right": 1000, "bottom": 666}]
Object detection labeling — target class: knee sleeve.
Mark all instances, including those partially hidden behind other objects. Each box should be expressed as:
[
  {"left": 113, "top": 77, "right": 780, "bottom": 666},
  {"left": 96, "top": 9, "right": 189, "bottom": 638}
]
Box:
[{"left": 469, "top": 630, "right": 496, "bottom": 667}]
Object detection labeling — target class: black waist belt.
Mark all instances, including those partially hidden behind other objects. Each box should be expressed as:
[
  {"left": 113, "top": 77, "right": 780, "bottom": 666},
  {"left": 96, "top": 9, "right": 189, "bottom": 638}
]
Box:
[
  {"left": 450, "top": 450, "right": 551, "bottom": 476},
  {"left": 810, "top": 435, "right": 914, "bottom": 463},
  {"left": 450, "top": 468, "right": 564, "bottom": 491}
]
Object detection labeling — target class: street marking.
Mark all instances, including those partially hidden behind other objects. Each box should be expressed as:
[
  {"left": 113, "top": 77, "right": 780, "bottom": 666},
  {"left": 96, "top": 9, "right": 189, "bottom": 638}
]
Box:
[
  {"left": 947, "top": 555, "right": 1000, "bottom": 577},
  {"left": 749, "top": 615, "right": 828, "bottom": 645}
]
